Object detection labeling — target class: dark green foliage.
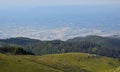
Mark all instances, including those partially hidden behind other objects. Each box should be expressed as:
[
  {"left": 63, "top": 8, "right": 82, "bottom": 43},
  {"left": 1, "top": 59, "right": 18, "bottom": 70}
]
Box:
[
  {"left": 0, "top": 37, "right": 40, "bottom": 46},
  {"left": 67, "top": 35, "right": 120, "bottom": 50},
  {"left": 0, "top": 45, "right": 34, "bottom": 55},
  {"left": 0, "top": 36, "right": 120, "bottom": 58}
]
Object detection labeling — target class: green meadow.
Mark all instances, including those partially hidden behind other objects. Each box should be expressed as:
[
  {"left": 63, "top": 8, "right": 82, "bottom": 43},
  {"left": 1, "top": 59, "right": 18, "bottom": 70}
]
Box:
[{"left": 0, "top": 53, "right": 120, "bottom": 72}]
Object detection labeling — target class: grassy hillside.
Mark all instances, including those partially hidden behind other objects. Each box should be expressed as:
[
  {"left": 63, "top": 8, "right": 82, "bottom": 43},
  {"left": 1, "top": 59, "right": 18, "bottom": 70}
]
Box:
[
  {"left": 0, "top": 53, "right": 120, "bottom": 72},
  {"left": 0, "top": 53, "right": 62, "bottom": 72}
]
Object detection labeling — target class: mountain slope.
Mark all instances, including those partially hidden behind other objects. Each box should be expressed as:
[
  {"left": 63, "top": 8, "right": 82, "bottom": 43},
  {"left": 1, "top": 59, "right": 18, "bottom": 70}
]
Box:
[
  {"left": 0, "top": 36, "right": 120, "bottom": 58},
  {"left": 67, "top": 35, "right": 120, "bottom": 49},
  {"left": 0, "top": 37, "right": 41, "bottom": 46},
  {"left": 0, "top": 53, "right": 120, "bottom": 72},
  {"left": 0, "top": 53, "right": 62, "bottom": 72}
]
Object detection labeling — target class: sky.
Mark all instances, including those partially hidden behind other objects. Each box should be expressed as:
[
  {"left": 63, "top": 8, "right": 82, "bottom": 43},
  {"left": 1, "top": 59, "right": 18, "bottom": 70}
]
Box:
[
  {"left": 0, "top": 0, "right": 120, "bottom": 40},
  {"left": 0, "top": 0, "right": 120, "bottom": 7}
]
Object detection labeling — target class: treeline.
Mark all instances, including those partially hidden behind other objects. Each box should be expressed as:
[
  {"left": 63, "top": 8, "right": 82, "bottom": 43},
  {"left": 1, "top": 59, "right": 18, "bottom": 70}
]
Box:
[
  {"left": 0, "top": 36, "right": 120, "bottom": 58},
  {"left": 24, "top": 40, "right": 120, "bottom": 58},
  {"left": 0, "top": 45, "right": 34, "bottom": 55}
]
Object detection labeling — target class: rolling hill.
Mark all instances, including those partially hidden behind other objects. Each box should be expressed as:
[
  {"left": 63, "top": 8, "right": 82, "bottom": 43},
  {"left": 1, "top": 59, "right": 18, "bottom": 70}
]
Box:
[
  {"left": 0, "top": 36, "right": 120, "bottom": 58},
  {"left": 0, "top": 53, "right": 120, "bottom": 72},
  {"left": 67, "top": 35, "right": 120, "bottom": 49}
]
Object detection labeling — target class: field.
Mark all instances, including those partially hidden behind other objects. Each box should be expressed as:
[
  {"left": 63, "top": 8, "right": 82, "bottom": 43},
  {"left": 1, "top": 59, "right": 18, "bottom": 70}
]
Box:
[{"left": 0, "top": 53, "right": 120, "bottom": 72}]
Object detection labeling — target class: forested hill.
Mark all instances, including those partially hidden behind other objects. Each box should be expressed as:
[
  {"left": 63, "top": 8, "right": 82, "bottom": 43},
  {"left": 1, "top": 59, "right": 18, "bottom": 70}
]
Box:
[
  {"left": 67, "top": 35, "right": 120, "bottom": 49},
  {"left": 0, "top": 35, "right": 120, "bottom": 58},
  {"left": 0, "top": 37, "right": 40, "bottom": 45}
]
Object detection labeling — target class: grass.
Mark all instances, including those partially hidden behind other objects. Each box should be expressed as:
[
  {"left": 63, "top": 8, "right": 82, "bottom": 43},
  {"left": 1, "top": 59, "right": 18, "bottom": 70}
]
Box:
[
  {"left": 0, "top": 53, "right": 62, "bottom": 72},
  {"left": 0, "top": 53, "right": 120, "bottom": 72}
]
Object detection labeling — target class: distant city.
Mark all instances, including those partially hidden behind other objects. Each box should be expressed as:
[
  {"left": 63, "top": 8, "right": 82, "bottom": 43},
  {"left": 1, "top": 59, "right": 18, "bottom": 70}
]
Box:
[{"left": 0, "top": 5, "right": 120, "bottom": 40}]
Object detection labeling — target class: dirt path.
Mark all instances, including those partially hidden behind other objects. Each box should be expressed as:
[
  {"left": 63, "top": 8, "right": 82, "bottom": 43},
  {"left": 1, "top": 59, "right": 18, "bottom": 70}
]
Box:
[
  {"left": 113, "top": 66, "right": 120, "bottom": 72},
  {"left": 20, "top": 56, "right": 64, "bottom": 72}
]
